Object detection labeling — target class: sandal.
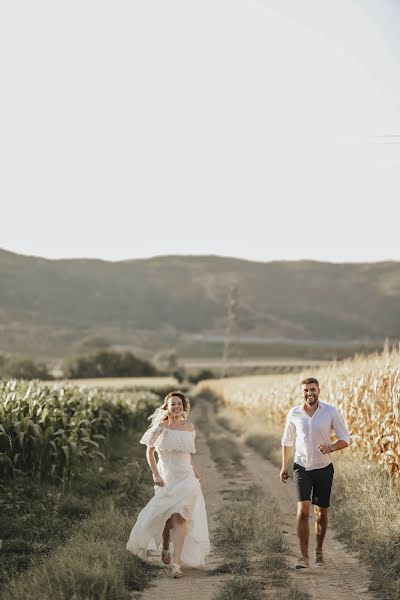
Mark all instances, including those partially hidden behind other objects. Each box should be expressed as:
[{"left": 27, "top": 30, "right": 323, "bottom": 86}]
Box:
[
  {"left": 171, "top": 563, "right": 183, "bottom": 578},
  {"left": 161, "top": 547, "right": 171, "bottom": 565}
]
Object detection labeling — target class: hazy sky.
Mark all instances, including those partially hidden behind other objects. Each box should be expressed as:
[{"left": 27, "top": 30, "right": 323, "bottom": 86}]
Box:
[{"left": 1, "top": 0, "right": 400, "bottom": 263}]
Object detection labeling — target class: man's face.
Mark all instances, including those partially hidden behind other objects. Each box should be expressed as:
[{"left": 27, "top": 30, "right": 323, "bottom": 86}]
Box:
[{"left": 302, "top": 383, "right": 320, "bottom": 406}]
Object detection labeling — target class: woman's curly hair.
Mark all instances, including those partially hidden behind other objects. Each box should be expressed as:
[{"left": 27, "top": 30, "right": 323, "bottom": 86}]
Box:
[
  {"left": 161, "top": 391, "right": 190, "bottom": 418},
  {"left": 148, "top": 391, "right": 191, "bottom": 426}
]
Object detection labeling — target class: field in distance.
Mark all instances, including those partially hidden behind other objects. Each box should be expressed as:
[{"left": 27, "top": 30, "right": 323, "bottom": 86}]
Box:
[
  {"left": 44, "top": 376, "right": 179, "bottom": 389},
  {"left": 182, "top": 357, "right": 330, "bottom": 368}
]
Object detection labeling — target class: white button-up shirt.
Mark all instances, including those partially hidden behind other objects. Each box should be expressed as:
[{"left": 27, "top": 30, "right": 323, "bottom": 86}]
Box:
[{"left": 281, "top": 400, "right": 350, "bottom": 471}]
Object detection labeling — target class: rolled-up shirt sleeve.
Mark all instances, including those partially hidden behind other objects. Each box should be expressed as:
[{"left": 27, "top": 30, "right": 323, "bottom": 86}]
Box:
[
  {"left": 281, "top": 408, "right": 296, "bottom": 446},
  {"left": 331, "top": 407, "right": 350, "bottom": 445}
]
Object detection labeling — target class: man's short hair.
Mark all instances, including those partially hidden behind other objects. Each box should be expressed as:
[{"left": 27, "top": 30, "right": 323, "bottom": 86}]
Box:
[{"left": 301, "top": 377, "right": 319, "bottom": 387}]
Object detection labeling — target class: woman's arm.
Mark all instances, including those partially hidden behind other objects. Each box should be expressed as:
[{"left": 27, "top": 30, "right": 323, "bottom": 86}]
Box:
[{"left": 146, "top": 446, "right": 165, "bottom": 486}]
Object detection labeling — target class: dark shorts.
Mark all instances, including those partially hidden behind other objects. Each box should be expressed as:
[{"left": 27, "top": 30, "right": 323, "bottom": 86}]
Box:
[{"left": 293, "top": 462, "right": 334, "bottom": 508}]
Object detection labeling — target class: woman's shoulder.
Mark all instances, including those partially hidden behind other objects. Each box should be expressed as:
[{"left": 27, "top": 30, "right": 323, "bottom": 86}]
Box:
[{"left": 182, "top": 422, "right": 195, "bottom": 432}]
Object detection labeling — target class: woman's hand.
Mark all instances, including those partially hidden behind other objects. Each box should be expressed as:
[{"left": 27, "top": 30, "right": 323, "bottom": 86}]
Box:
[
  {"left": 152, "top": 474, "right": 165, "bottom": 487},
  {"left": 193, "top": 469, "right": 200, "bottom": 480}
]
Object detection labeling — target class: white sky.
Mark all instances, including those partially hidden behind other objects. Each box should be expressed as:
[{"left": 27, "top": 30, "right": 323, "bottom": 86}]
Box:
[{"left": 1, "top": 0, "right": 400, "bottom": 263}]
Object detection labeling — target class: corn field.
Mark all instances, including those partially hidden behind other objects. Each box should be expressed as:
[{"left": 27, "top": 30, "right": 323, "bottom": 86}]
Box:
[
  {"left": 198, "top": 348, "right": 400, "bottom": 477},
  {"left": 0, "top": 380, "right": 159, "bottom": 485}
]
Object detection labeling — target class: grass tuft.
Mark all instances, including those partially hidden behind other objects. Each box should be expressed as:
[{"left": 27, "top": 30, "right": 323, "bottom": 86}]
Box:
[
  {"left": 212, "top": 484, "right": 288, "bottom": 591},
  {"left": 212, "top": 576, "right": 264, "bottom": 600}
]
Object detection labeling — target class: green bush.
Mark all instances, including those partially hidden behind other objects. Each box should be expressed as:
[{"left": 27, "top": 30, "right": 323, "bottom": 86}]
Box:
[
  {"left": 0, "top": 356, "right": 52, "bottom": 380},
  {"left": 63, "top": 350, "right": 158, "bottom": 379},
  {"left": 189, "top": 368, "right": 216, "bottom": 384}
]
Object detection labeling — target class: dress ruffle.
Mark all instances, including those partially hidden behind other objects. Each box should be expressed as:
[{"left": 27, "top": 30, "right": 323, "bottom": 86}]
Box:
[
  {"left": 140, "top": 425, "right": 196, "bottom": 454},
  {"left": 139, "top": 425, "right": 166, "bottom": 448}
]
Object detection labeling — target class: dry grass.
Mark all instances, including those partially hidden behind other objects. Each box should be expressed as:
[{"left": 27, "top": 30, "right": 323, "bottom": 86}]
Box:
[
  {"left": 211, "top": 486, "right": 309, "bottom": 600},
  {"left": 213, "top": 407, "right": 400, "bottom": 600},
  {"left": 198, "top": 348, "right": 400, "bottom": 477},
  {"left": 332, "top": 456, "right": 400, "bottom": 599}
]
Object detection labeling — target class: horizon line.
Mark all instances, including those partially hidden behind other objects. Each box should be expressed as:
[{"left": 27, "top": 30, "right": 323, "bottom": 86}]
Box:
[{"left": 0, "top": 246, "right": 399, "bottom": 267}]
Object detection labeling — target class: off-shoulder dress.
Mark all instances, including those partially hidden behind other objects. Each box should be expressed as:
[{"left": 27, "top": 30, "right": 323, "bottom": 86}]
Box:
[{"left": 126, "top": 424, "right": 210, "bottom": 567}]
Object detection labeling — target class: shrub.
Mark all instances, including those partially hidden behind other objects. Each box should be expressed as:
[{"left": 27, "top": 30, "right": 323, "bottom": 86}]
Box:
[
  {"left": 63, "top": 350, "right": 158, "bottom": 379},
  {"left": 0, "top": 356, "right": 52, "bottom": 380},
  {"left": 189, "top": 369, "right": 216, "bottom": 384}
]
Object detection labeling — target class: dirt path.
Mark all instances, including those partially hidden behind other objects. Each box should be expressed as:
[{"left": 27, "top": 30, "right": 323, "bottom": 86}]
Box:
[
  {"left": 132, "top": 403, "right": 232, "bottom": 600},
  {"left": 242, "top": 444, "right": 375, "bottom": 599},
  {"left": 133, "top": 398, "right": 375, "bottom": 600}
]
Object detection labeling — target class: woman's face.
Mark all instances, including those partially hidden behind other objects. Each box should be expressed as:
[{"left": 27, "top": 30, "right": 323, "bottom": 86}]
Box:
[{"left": 167, "top": 395, "right": 184, "bottom": 418}]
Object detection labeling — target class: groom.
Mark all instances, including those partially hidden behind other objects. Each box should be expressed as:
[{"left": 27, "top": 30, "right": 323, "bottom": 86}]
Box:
[{"left": 280, "top": 377, "right": 350, "bottom": 568}]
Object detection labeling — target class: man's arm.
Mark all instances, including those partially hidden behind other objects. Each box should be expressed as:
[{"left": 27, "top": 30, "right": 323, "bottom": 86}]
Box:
[
  {"left": 318, "top": 408, "right": 350, "bottom": 455},
  {"left": 280, "top": 445, "right": 292, "bottom": 482},
  {"left": 317, "top": 439, "right": 348, "bottom": 454},
  {"left": 280, "top": 409, "right": 295, "bottom": 482},
  {"left": 331, "top": 407, "right": 350, "bottom": 451}
]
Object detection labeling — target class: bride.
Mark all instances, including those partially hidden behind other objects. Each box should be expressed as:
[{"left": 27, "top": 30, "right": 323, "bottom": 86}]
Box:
[{"left": 126, "top": 391, "right": 210, "bottom": 578}]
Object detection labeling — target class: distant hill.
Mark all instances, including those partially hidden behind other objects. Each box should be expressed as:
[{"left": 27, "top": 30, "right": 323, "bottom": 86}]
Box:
[{"left": 1, "top": 248, "right": 399, "bottom": 357}]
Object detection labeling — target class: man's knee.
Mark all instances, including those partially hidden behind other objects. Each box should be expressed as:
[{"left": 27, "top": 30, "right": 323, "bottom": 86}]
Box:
[
  {"left": 314, "top": 506, "right": 328, "bottom": 525},
  {"left": 297, "top": 501, "right": 311, "bottom": 520}
]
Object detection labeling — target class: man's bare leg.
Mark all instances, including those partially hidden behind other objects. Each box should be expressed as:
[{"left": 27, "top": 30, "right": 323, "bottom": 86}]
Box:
[
  {"left": 296, "top": 500, "right": 311, "bottom": 563},
  {"left": 314, "top": 505, "right": 328, "bottom": 560}
]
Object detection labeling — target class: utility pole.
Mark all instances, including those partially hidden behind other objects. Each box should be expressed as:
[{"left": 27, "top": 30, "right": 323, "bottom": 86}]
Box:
[{"left": 222, "top": 283, "right": 241, "bottom": 377}]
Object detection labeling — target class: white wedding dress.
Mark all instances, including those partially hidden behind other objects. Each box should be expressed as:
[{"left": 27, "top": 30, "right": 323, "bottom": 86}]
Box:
[{"left": 126, "top": 424, "right": 210, "bottom": 567}]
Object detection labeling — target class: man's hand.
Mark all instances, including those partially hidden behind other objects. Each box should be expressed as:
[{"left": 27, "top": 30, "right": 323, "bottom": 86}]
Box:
[
  {"left": 317, "top": 444, "right": 331, "bottom": 455},
  {"left": 280, "top": 468, "right": 289, "bottom": 483}
]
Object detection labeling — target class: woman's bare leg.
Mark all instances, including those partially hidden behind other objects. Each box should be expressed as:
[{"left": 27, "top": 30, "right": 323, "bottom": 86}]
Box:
[
  {"left": 170, "top": 513, "right": 187, "bottom": 565},
  {"left": 162, "top": 517, "right": 172, "bottom": 550},
  {"left": 161, "top": 517, "right": 172, "bottom": 564}
]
